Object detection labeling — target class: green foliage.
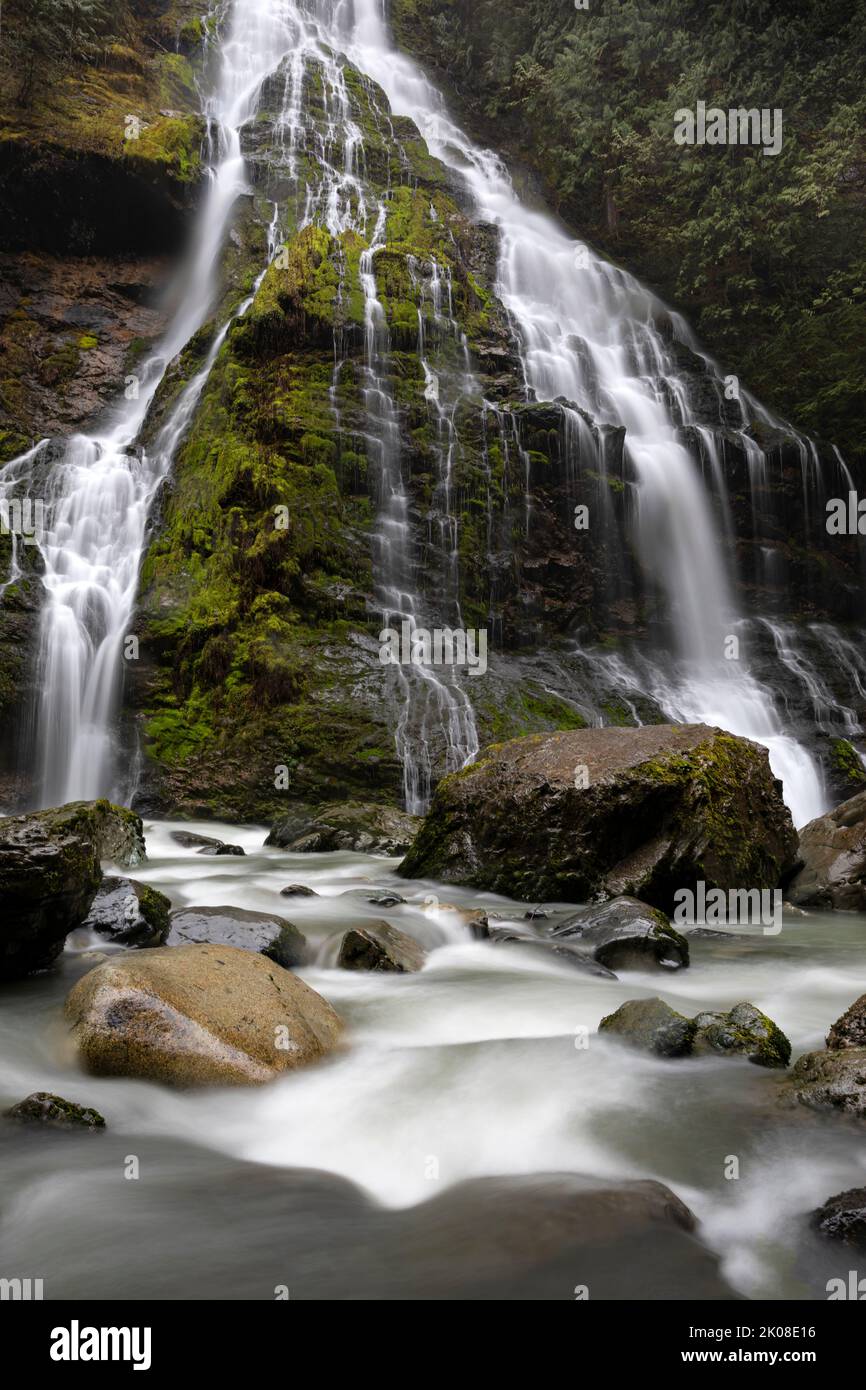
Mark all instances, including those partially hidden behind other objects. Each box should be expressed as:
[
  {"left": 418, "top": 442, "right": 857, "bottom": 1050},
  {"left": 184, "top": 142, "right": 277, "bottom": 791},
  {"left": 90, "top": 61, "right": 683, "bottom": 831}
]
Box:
[{"left": 6, "top": 0, "right": 125, "bottom": 102}]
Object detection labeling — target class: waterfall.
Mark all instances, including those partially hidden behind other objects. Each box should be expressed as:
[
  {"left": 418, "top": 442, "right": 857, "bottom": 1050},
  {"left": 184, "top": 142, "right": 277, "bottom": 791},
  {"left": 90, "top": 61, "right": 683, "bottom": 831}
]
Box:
[{"left": 0, "top": 0, "right": 853, "bottom": 824}]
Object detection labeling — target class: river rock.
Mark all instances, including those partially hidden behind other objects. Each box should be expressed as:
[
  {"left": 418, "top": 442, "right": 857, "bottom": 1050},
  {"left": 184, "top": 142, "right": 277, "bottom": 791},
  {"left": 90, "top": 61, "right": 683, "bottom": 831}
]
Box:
[
  {"left": 780, "top": 1047, "right": 866, "bottom": 1117},
  {"left": 337, "top": 921, "right": 426, "bottom": 973},
  {"left": 166, "top": 905, "right": 307, "bottom": 968},
  {"left": 827, "top": 994, "right": 866, "bottom": 1050},
  {"left": 81, "top": 876, "right": 171, "bottom": 947},
  {"left": 551, "top": 897, "right": 689, "bottom": 971},
  {"left": 267, "top": 802, "right": 421, "bottom": 855},
  {"left": 197, "top": 843, "right": 245, "bottom": 856},
  {"left": 397, "top": 725, "right": 797, "bottom": 911},
  {"left": 0, "top": 799, "right": 146, "bottom": 979},
  {"left": 280, "top": 884, "right": 318, "bottom": 897},
  {"left": 4, "top": 1091, "right": 106, "bottom": 1131},
  {"left": 811, "top": 1188, "right": 866, "bottom": 1250},
  {"left": 339, "top": 888, "right": 406, "bottom": 907},
  {"left": 170, "top": 830, "right": 224, "bottom": 849},
  {"left": 599, "top": 998, "right": 696, "bottom": 1056},
  {"left": 691, "top": 1002, "right": 791, "bottom": 1068},
  {"left": 64, "top": 944, "right": 342, "bottom": 1087},
  {"left": 787, "top": 790, "right": 866, "bottom": 909}
]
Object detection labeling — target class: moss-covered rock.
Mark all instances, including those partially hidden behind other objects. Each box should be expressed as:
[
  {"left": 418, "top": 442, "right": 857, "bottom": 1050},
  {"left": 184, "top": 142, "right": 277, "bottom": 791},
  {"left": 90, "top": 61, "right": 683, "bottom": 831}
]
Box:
[
  {"left": 599, "top": 998, "right": 696, "bottom": 1058},
  {"left": 398, "top": 724, "right": 799, "bottom": 910},
  {"left": 692, "top": 1002, "right": 792, "bottom": 1069},
  {"left": 267, "top": 802, "right": 421, "bottom": 855},
  {"left": 4, "top": 1091, "right": 106, "bottom": 1131},
  {"left": 788, "top": 789, "right": 866, "bottom": 910},
  {"left": 81, "top": 875, "right": 171, "bottom": 947}
]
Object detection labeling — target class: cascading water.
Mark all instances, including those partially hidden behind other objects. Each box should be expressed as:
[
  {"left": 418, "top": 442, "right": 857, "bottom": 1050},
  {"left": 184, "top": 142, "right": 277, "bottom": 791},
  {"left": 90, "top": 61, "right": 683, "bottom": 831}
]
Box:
[{"left": 0, "top": 0, "right": 854, "bottom": 822}]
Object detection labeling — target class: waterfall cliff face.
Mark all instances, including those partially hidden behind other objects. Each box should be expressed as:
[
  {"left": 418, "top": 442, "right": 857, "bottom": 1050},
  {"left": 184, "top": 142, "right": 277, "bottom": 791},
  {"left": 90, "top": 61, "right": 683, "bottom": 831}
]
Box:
[{"left": 0, "top": 0, "right": 863, "bottom": 824}]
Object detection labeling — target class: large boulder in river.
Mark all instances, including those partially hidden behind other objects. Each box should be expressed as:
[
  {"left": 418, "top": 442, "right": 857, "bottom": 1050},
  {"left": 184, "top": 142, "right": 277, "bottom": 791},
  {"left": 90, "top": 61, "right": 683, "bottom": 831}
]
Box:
[
  {"left": 81, "top": 876, "right": 171, "bottom": 947},
  {"left": 267, "top": 802, "right": 421, "bottom": 855},
  {"left": 0, "top": 800, "right": 146, "bottom": 979},
  {"left": 780, "top": 1048, "right": 866, "bottom": 1117},
  {"left": 827, "top": 994, "right": 866, "bottom": 1050},
  {"left": 599, "top": 998, "right": 695, "bottom": 1056},
  {"left": 691, "top": 1002, "right": 791, "bottom": 1068},
  {"left": 811, "top": 1188, "right": 866, "bottom": 1251},
  {"left": 551, "top": 897, "right": 689, "bottom": 971},
  {"left": 64, "top": 944, "right": 342, "bottom": 1087},
  {"left": 398, "top": 725, "right": 797, "bottom": 911},
  {"left": 337, "top": 921, "right": 426, "bottom": 973},
  {"left": 166, "top": 905, "right": 307, "bottom": 968},
  {"left": 787, "top": 790, "right": 866, "bottom": 909}
]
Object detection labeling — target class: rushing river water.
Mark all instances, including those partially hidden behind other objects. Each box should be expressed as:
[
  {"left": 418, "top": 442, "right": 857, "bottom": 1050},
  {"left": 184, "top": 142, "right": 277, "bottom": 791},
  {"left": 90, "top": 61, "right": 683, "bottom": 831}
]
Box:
[{"left": 0, "top": 822, "right": 864, "bottom": 1300}]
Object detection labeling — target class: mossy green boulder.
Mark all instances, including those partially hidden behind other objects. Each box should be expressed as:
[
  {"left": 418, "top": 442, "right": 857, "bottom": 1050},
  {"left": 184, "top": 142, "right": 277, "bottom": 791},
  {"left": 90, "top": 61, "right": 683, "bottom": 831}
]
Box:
[
  {"left": 5, "top": 1091, "right": 106, "bottom": 1131},
  {"left": 398, "top": 724, "right": 799, "bottom": 911},
  {"left": 691, "top": 1002, "right": 792, "bottom": 1069},
  {"left": 0, "top": 799, "right": 147, "bottom": 978},
  {"left": 599, "top": 999, "right": 696, "bottom": 1057}
]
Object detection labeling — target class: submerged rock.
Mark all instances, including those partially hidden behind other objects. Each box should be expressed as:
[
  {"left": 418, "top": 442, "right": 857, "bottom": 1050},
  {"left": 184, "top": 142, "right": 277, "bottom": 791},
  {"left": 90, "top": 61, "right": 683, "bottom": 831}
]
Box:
[
  {"left": 787, "top": 790, "right": 866, "bottom": 909},
  {"left": 780, "top": 1048, "right": 866, "bottom": 1117},
  {"left": 827, "top": 994, "right": 866, "bottom": 1050},
  {"left": 170, "top": 830, "right": 224, "bottom": 849},
  {"left": 64, "top": 944, "right": 342, "bottom": 1087},
  {"left": 81, "top": 876, "right": 171, "bottom": 947},
  {"left": 599, "top": 998, "right": 695, "bottom": 1056},
  {"left": 197, "top": 843, "right": 245, "bottom": 856},
  {"left": 280, "top": 884, "right": 319, "bottom": 898},
  {"left": 691, "top": 1002, "right": 791, "bottom": 1068},
  {"left": 267, "top": 802, "right": 421, "bottom": 856},
  {"left": 811, "top": 1188, "right": 866, "bottom": 1250},
  {"left": 166, "top": 905, "right": 307, "bottom": 968},
  {"left": 397, "top": 725, "right": 797, "bottom": 911},
  {"left": 489, "top": 928, "right": 617, "bottom": 977},
  {"left": 339, "top": 888, "right": 406, "bottom": 907},
  {"left": 551, "top": 897, "right": 689, "bottom": 972},
  {"left": 0, "top": 799, "right": 146, "bottom": 979},
  {"left": 337, "top": 922, "right": 426, "bottom": 973},
  {"left": 4, "top": 1091, "right": 106, "bottom": 1131}
]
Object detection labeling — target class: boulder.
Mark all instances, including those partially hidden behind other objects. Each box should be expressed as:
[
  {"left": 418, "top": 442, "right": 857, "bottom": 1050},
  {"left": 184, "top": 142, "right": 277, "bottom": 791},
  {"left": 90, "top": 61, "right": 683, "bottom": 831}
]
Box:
[
  {"left": 4, "top": 1091, "right": 106, "bottom": 1131},
  {"left": 489, "top": 928, "right": 617, "bottom": 978},
  {"left": 267, "top": 802, "right": 421, "bottom": 855},
  {"left": 64, "top": 944, "right": 342, "bottom": 1087},
  {"left": 599, "top": 998, "right": 695, "bottom": 1056},
  {"left": 170, "top": 830, "right": 224, "bottom": 849},
  {"left": 691, "top": 1002, "right": 791, "bottom": 1068},
  {"left": 166, "top": 905, "right": 307, "bottom": 968},
  {"left": 811, "top": 1188, "right": 866, "bottom": 1250},
  {"left": 339, "top": 888, "right": 406, "bottom": 907},
  {"left": 787, "top": 790, "right": 866, "bottom": 909},
  {"left": 398, "top": 725, "right": 797, "bottom": 911},
  {"left": 197, "top": 843, "right": 245, "bottom": 857},
  {"left": 280, "top": 884, "right": 318, "bottom": 898},
  {"left": 0, "top": 799, "right": 146, "bottom": 979},
  {"left": 827, "top": 994, "right": 866, "bottom": 1051},
  {"left": 780, "top": 1048, "right": 866, "bottom": 1117},
  {"left": 551, "top": 897, "right": 689, "bottom": 972},
  {"left": 81, "top": 876, "right": 171, "bottom": 947},
  {"left": 337, "top": 922, "right": 426, "bottom": 973}
]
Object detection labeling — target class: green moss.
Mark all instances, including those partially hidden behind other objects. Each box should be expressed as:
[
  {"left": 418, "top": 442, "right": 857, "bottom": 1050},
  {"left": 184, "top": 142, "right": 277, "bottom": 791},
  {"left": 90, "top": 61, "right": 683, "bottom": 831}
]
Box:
[
  {"left": 829, "top": 737, "right": 866, "bottom": 784},
  {"left": 125, "top": 114, "right": 204, "bottom": 183},
  {"left": 78, "top": 334, "right": 98, "bottom": 350}
]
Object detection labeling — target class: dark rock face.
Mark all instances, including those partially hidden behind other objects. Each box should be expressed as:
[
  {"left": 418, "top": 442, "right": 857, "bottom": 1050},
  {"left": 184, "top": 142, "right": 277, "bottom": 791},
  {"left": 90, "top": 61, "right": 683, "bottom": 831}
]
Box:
[
  {"left": 81, "top": 876, "right": 171, "bottom": 947},
  {"left": 551, "top": 897, "right": 689, "bottom": 972},
  {"left": 64, "top": 944, "right": 342, "bottom": 1088},
  {"left": 268, "top": 803, "right": 421, "bottom": 856},
  {"left": 4, "top": 1091, "right": 105, "bottom": 1131},
  {"left": 691, "top": 1003, "right": 791, "bottom": 1069},
  {"left": 599, "top": 999, "right": 696, "bottom": 1057},
  {"left": 787, "top": 791, "right": 866, "bottom": 910},
  {"left": 167, "top": 906, "right": 307, "bottom": 969},
  {"left": 398, "top": 725, "right": 798, "bottom": 912},
  {"left": 0, "top": 799, "right": 146, "bottom": 978},
  {"left": 488, "top": 928, "right": 618, "bottom": 977},
  {"left": 811, "top": 1188, "right": 866, "bottom": 1251},
  {"left": 827, "top": 994, "right": 866, "bottom": 1051},
  {"left": 337, "top": 922, "right": 426, "bottom": 973}
]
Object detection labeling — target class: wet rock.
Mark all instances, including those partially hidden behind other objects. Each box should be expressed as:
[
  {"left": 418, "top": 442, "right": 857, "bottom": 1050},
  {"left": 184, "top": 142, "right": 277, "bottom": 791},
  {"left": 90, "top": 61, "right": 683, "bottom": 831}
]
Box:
[
  {"left": 4, "top": 1091, "right": 105, "bottom": 1131},
  {"left": 398, "top": 725, "right": 797, "bottom": 911},
  {"left": 692, "top": 1002, "right": 791, "bottom": 1069},
  {"left": 780, "top": 1048, "right": 866, "bottom": 1117},
  {"left": 468, "top": 913, "right": 490, "bottom": 940},
  {"left": 827, "top": 994, "right": 866, "bottom": 1051},
  {"left": 599, "top": 998, "right": 695, "bottom": 1057},
  {"left": 279, "top": 884, "right": 318, "bottom": 898},
  {"left": 267, "top": 802, "right": 421, "bottom": 855},
  {"left": 811, "top": 1188, "right": 866, "bottom": 1251},
  {"left": 196, "top": 843, "right": 245, "bottom": 856},
  {"left": 337, "top": 921, "right": 426, "bottom": 973},
  {"left": 787, "top": 790, "right": 866, "bottom": 910},
  {"left": 489, "top": 928, "right": 617, "bottom": 978},
  {"left": 551, "top": 897, "right": 689, "bottom": 972},
  {"left": 64, "top": 944, "right": 342, "bottom": 1087},
  {"left": 167, "top": 905, "right": 307, "bottom": 969},
  {"left": 0, "top": 799, "right": 146, "bottom": 979},
  {"left": 169, "top": 830, "right": 224, "bottom": 849},
  {"left": 81, "top": 876, "right": 171, "bottom": 947},
  {"left": 340, "top": 888, "right": 406, "bottom": 907}
]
